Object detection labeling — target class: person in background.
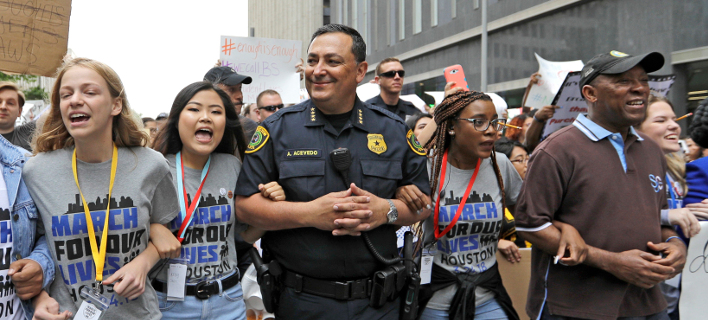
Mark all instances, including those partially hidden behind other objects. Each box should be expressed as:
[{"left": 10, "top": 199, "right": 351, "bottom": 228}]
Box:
[
  {"left": 685, "top": 98, "right": 708, "bottom": 212},
  {"left": 636, "top": 94, "right": 704, "bottom": 320},
  {"left": 156, "top": 112, "right": 169, "bottom": 131},
  {"left": 203, "top": 66, "right": 258, "bottom": 142},
  {"left": 504, "top": 113, "right": 528, "bottom": 144},
  {"left": 494, "top": 137, "right": 531, "bottom": 251},
  {"left": 366, "top": 57, "right": 420, "bottom": 122},
  {"left": 142, "top": 117, "right": 158, "bottom": 147},
  {"left": 253, "top": 90, "right": 284, "bottom": 123},
  {"left": 405, "top": 113, "right": 433, "bottom": 139},
  {"left": 0, "top": 82, "right": 35, "bottom": 152},
  {"left": 685, "top": 137, "right": 705, "bottom": 162},
  {"left": 243, "top": 104, "right": 261, "bottom": 124},
  {"left": 524, "top": 104, "right": 560, "bottom": 152}
]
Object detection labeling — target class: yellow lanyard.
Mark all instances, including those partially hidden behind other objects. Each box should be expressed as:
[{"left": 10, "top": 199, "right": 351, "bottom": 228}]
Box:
[{"left": 72, "top": 144, "right": 118, "bottom": 282}]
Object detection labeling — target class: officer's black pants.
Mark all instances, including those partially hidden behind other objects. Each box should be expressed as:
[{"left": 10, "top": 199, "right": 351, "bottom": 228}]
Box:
[{"left": 275, "top": 287, "right": 400, "bottom": 320}]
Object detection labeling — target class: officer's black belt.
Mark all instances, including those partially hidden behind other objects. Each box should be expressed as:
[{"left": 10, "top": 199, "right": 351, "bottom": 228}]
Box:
[
  {"left": 152, "top": 271, "right": 240, "bottom": 300},
  {"left": 282, "top": 269, "right": 372, "bottom": 300}
]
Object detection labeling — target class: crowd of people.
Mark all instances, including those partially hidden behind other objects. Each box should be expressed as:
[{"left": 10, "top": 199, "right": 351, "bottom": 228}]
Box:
[{"left": 0, "top": 23, "right": 707, "bottom": 320}]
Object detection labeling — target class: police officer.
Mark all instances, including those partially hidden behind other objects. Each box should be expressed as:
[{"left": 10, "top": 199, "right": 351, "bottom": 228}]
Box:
[
  {"left": 235, "top": 24, "right": 431, "bottom": 320},
  {"left": 366, "top": 57, "right": 421, "bottom": 122}
]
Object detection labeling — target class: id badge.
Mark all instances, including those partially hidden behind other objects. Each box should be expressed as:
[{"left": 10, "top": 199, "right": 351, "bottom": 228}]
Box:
[
  {"left": 420, "top": 247, "right": 436, "bottom": 285},
  {"left": 76, "top": 286, "right": 109, "bottom": 320},
  {"left": 167, "top": 255, "right": 189, "bottom": 301}
]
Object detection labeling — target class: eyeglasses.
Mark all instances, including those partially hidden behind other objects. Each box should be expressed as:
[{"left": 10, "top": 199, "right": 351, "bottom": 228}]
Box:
[
  {"left": 455, "top": 118, "right": 507, "bottom": 132},
  {"left": 509, "top": 158, "right": 529, "bottom": 165},
  {"left": 258, "top": 104, "right": 284, "bottom": 112},
  {"left": 378, "top": 70, "right": 405, "bottom": 78}
]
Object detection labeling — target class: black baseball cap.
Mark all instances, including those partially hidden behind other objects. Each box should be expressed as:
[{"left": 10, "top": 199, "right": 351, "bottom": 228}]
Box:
[
  {"left": 204, "top": 66, "right": 252, "bottom": 86},
  {"left": 579, "top": 50, "right": 665, "bottom": 97}
]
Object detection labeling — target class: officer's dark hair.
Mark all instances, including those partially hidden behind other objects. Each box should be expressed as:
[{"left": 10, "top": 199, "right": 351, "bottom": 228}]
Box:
[
  {"left": 153, "top": 81, "right": 246, "bottom": 160},
  {"left": 425, "top": 91, "right": 507, "bottom": 213},
  {"left": 309, "top": 24, "right": 366, "bottom": 64},
  {"left": 689, "top": 97, "right": 708, "bottom": 148},
  {"left": 405, "top": 113, "right": 432, "bottom": 132},
  {"left": 494, "top": 137, "right": 527, "bottom": 159}
]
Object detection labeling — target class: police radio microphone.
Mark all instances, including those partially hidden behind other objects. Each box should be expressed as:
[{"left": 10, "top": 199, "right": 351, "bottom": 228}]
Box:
[{"left": 330, "top": 148, "right": 352, "bottom": 187}]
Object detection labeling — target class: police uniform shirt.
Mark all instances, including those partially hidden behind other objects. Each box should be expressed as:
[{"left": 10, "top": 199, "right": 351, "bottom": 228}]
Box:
[
  {"left": 235, "top": 97, "right": 430, "bottom": 280},
  {"left": 365, "top": 95, "right": 421, "bottom": 122}
]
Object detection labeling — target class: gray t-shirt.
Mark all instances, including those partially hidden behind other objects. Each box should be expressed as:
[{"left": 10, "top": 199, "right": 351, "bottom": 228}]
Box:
[
  {"left": 23, "top": 146, "right": 179, "bottom": 320},
  {"left": 424, "top": 153, "right": 522, "bottom": 310},
  {"left": 156, "top": 153, "right": 248, "bottom": 283}
]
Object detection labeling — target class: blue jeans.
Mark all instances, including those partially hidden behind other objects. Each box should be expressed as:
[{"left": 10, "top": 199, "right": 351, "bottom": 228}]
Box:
[
  {"left": 157, "top": 282, "right": 247, "bottom": 320},
  {"left": 420, "top": 298, "right": 508, "bottom": 320}
]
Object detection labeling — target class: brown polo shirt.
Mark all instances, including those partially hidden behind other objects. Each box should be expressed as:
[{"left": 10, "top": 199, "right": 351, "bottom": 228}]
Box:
[{"left": 515, "top": 117, "right": 668, "bottom": 320}]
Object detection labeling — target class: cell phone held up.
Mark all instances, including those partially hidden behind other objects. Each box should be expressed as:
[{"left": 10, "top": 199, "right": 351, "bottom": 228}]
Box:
[{"left": 443, "top": 64, "right": 469, "bottom": 91}]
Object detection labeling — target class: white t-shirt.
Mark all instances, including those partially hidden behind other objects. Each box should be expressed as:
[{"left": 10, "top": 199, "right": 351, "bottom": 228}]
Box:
[{"left": 0, "top": 166, "right": 26, "bottom": 320}]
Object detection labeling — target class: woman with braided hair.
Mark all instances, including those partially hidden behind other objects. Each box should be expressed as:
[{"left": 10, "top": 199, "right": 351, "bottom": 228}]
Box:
[{"left": 397, "top": 90, "right": 522, "bottom": 320}]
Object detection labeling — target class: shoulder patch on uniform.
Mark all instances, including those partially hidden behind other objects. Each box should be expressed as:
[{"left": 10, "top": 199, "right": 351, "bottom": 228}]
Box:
[
  {"left": 367, "top": 133, "right": 387, "bottom": 155},
  {"left": 246, "top": 126, "right": 270, "bottom": 154},
  {"left": 406, "top": 130, "right": 426, "bottom": 156}
]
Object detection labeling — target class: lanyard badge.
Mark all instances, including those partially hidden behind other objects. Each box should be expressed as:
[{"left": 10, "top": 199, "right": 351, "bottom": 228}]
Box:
[
  {"left": 166, "top": 152, "right": 211, "bottom": 301},
  {"left": 72, "top": 144, "right": 118, "bottom": 316},
  {"left": 433, "top": 150, "right": 481, "bottom": 239},
  {"left": 76, "top": 287, "right": 109, "bottom": 320},
  {"left": 175, "top": 152, "right": 211, "bottom": 243}
]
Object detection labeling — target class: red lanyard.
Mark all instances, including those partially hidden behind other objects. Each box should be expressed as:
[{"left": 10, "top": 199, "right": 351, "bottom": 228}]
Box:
[
  {"left": 176, "top": 152, "right": 211, "bottom": 243},
  {"left": 433, "top": 150, "right": 481, "bottom": 239}
]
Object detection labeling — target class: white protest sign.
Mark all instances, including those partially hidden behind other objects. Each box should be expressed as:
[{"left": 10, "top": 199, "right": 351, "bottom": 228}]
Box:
[
  {"left": 525, "top": 54, "right": 584, "bottom": 109},
  {"left": 220, "top": 36, "right": 302, "bottom": 104},
  {"left": 541, "top": 72, "right": 677, "bottom": 140},
  {"left": 650, "top": 75, "right": 676, "bottom": 97},
  {"left": 680, "top": 221, "right": 708, "bottom": 320}
]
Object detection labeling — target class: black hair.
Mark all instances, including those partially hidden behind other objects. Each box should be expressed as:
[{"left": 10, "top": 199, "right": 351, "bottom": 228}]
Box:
[
  {"left": 309, "top": 24, "right": 366, "bottom": 63},
  {"left": 494, "top": 137, "right": 527, "bottom": 159},
  {"left": 405, "top": 113, "right": 433, "bottom": 131},
  {"left": 142, "top": 117, "right": 155, "bottom": 126},
  {"left": 153, "top": 81, "right": 246, "bottom": 160},
  {"left": 689, "top": 97, "right": 708, "bottom": 148}
]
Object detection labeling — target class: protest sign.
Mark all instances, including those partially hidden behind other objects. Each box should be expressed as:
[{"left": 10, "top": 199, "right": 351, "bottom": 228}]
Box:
[
  {"left": 0, "top": 0, "right": 72, "bottom": 76},
  {"left": 524, "top": 54, "right": 583, "bottom": 109},
  {"left": 680, "top": 221, "right": 708, "bottom": 319},
  {"left": 220, "top": 36, "right": 302, "bottom": 104},
  {"left": 541, "top": 72, "right": 677, "bottom": 140}
]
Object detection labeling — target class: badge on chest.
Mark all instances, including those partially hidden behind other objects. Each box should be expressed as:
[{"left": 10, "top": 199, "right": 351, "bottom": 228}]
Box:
[{"left": 367, "top": 134, "right": 387, "bottom": 155}]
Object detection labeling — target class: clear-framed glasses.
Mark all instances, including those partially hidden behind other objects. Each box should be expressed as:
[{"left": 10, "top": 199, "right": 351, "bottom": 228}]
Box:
[
  {"left": 455, "top": 118, "right": 507, "bottom": 132},
  {"left": 509, "top": 157, "right": 529, "bottom": 165}
]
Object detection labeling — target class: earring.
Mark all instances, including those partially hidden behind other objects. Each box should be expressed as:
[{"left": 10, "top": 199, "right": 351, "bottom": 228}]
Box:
[{"left": 449, "top": 130, "right": 455, "bottom": 139}]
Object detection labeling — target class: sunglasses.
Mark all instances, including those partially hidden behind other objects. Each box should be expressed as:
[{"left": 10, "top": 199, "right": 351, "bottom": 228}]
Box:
[
  {"left": 258, "top": 104, "right": 284, "bottom": 112},
  {"left": 378, "top": 70, "right": 405, "bottom": 78}
]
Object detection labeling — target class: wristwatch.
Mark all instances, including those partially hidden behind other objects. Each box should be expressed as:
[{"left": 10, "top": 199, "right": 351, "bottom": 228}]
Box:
[{"left": 386, "top": 199, "right": 398, "bottom": 224}]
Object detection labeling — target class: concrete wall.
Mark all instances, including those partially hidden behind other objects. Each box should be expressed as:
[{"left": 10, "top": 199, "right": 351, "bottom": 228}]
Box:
[{"left": 248, "top": 0, "right": 325, "bottom": 52}]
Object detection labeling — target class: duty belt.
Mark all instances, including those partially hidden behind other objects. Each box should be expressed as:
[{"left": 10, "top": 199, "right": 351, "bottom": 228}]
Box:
[{"left": 282, "top": 269, "right": 373, "bottom": 300}]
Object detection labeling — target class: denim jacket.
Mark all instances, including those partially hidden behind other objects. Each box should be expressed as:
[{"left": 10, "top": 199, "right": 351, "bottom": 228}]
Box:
[{"left": 0, "top": 136, "right": 54, "bottom": 318}]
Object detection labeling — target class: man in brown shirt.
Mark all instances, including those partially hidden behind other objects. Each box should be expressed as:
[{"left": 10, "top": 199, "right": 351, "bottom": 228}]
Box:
[{"left": 515, "top": 51, "right": 686, "bottom": 320}]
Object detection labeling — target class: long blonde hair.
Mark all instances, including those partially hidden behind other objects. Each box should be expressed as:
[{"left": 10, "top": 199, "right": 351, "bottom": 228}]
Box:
[
  {"left": 641, "top": 95, "right": 687, "bottom": 194},
  {"left": 33, "top": 58, "right": 147, "bottom": 153}
]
